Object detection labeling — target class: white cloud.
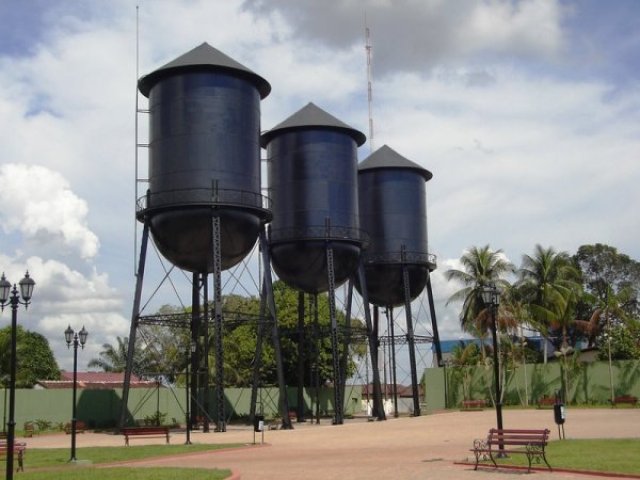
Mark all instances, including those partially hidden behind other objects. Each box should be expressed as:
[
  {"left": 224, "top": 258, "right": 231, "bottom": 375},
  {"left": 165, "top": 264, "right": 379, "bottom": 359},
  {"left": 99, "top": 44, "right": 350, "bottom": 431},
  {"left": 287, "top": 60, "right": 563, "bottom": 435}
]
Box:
[
  {"left": 459, "top": 0, "right": 564, "bottom": 58},
  {"left": 0, "top": 256, "right": 127, "bottom": 371},
  {"left": 243, "top": 0, "right": 566, "bottom": 74},
  {"left": 0, "top": 164, "right": 99, "bottom": 260}
]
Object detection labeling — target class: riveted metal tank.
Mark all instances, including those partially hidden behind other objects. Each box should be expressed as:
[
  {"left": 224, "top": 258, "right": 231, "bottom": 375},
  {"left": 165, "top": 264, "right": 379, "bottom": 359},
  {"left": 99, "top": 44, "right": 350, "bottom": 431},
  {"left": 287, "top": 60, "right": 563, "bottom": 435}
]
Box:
[
  {"left": 137, "top": 43, "right": 271, "bottom": 272},
  {"left": 261, "top": 103, "right": 366, "bottom": 293},
  {"left": 356, "top": 145, "right": 435, "bottom": 307}
]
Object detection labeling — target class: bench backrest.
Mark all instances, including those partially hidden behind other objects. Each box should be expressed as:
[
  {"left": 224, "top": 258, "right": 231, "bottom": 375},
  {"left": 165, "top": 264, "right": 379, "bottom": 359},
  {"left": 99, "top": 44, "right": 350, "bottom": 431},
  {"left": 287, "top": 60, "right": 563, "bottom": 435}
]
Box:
[
  {"left": 487, "top": 428, "right": 549, "bottom": 447},
  {"left": 616, "top": 395, "right": 637, "bottom": 402},
  {"left": 122, "top": 427, "right": 168, "bottom": 434},
  {"left": 0, "top": 441, "right": 27, "bottom": 452}
]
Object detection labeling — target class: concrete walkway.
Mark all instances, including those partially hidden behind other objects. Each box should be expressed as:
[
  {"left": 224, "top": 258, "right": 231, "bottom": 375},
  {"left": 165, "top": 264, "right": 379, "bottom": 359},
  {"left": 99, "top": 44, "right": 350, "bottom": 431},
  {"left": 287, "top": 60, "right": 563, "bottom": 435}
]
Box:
[{"left": 23, "top": 408, "right": 640, "bottom": 479}]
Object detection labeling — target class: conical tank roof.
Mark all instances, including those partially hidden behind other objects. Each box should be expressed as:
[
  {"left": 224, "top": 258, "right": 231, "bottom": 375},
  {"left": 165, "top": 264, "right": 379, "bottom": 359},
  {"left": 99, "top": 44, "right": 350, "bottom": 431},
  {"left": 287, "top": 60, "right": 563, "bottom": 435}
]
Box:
[
  {"left": 261, "top": 102, "right": 366, "bottom": 147},
  {"left": 138, "top": 42, "right": 271, "bottom": 98},
  {"left": 358, "top": 144, "right": 432, "bottom": 181}
]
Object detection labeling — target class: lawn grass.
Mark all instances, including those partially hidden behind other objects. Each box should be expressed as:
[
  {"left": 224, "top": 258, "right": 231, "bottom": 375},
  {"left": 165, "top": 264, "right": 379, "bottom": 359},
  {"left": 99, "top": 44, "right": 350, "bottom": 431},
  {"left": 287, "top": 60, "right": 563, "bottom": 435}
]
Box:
[
  {"left": 21, "top": 467, "right": 231, "bottom": 480},
  {"left": 7, "top": 443, "right": 244, "bottom": 479},
  {"left": 24, "top": 443, "right": 243, "bottom": 468},
  {"left": 495, "top": 438, "right": 640, "bottom": 475}
]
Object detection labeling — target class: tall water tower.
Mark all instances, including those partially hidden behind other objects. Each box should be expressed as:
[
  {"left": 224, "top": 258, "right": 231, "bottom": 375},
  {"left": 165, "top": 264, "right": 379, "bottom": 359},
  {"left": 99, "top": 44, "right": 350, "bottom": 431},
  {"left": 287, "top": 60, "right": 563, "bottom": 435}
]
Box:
[
  {"left": 260, "top": 103, "right": 380, "bottom": 424},
  {"left": 121, "top": 43, "right": 291, "bottom": 432},
  {"left": 357, "top": 144, "right": 442, "bottom": 416}
]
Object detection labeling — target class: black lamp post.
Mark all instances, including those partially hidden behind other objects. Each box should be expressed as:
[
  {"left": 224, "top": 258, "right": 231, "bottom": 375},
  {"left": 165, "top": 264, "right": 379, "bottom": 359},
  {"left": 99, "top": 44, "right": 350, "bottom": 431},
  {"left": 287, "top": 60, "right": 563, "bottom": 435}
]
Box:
[
  {"left": 2, "top": 375, "right": 8, "bottom": 435},
  {"left": 1, "top": 271, "right": 35, "bottom": 480},
  {"left": 64, "top": 325, "right": 88, "bottom": 462},
  {"left": 481, "top": 283, "right": 504, "bottom": 453}
]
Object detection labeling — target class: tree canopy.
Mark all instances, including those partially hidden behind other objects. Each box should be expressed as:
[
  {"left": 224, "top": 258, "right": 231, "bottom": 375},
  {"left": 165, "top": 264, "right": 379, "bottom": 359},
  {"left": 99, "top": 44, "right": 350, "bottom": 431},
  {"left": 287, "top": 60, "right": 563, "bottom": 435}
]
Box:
[
  {"left": 445, "top": 244, "right": 515, "bottom": 335},
  {"left": 0, "top": 325, "right": 60, "bottom": 387},
  {"left": 446, "top": 243, "right": 640, "bottom": 361},
  {"left": 89, "top": 281, "right": 364, "bottom": 387}
]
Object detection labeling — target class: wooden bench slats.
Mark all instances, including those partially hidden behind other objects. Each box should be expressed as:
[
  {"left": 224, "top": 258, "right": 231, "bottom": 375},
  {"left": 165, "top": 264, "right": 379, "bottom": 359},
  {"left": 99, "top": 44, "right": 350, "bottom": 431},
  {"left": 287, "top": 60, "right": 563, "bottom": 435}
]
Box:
[
  {"left": 0, "top": 441, "right": 27, "bottom": 472},
  {"left": 611, "top": 395, "right": 638, "bottom": 407},
  {"left": 461, "top": 400, "right": 486, "bottom": 411}
]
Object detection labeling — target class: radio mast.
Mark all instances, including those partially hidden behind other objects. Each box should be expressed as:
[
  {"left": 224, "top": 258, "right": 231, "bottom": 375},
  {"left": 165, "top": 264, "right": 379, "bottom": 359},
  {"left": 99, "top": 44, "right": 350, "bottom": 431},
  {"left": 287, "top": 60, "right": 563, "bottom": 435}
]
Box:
[{"left": 365, "top": 15, "right": 374, "bottom": 153}]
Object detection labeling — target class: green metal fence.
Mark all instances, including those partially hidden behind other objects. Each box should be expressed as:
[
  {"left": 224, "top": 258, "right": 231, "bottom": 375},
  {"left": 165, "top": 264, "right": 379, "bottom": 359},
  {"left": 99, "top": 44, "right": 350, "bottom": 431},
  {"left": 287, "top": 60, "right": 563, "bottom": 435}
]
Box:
[
  {"left": 423, "top": 359, "right": 640, "bottom": 412},
  {"left": 0, "top": 386, "right": 362, "bottom": 431}
]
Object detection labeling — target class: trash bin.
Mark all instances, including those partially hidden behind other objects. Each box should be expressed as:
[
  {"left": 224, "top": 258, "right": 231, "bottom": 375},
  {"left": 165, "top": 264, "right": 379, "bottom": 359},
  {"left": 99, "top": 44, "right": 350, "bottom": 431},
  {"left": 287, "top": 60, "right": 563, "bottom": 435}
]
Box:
[
  {"left": 254, "top": 415, "right": 264, "bottom": 432},
  {"left": 553, "top": 403, "right": 565, "bottom": 425}
]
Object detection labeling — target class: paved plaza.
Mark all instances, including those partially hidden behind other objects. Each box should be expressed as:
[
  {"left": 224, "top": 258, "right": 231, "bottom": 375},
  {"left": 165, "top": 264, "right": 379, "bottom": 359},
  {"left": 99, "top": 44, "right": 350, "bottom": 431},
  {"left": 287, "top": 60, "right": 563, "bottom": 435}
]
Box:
[{"left": 23, "top": 408, "right": 640, "bottom": 479}]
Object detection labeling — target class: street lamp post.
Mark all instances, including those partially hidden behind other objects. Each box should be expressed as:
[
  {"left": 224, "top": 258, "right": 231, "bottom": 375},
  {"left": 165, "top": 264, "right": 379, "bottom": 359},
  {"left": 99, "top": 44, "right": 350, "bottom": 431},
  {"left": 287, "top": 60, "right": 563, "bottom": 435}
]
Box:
[
  {"left": 64, "top": 325, "right": 88, "bottom": 462},
  {"left": 481, "top": 283, "right": 504, "bottom": 454},
  {"left": 1, "top": 271, "right": 35, "bottom": 480},
  {"left": 2, "top": 375, "right": 8, "bottom": 435}
]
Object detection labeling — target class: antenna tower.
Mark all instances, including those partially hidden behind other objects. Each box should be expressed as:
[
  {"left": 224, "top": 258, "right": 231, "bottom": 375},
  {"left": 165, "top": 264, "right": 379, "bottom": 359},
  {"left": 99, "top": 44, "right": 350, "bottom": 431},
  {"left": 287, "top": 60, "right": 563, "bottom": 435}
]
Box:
[{"left": 365, "top": 16, "right": 374, "bottom": 153}]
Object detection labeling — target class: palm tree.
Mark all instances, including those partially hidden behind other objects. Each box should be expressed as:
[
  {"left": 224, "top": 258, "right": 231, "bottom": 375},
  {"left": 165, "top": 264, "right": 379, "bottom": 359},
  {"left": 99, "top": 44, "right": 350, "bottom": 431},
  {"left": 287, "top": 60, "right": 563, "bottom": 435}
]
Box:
[
  {"left": 88, "top": 336, "right": 153, "bottom": 375},
  {"left": 517, "top": 245, "right": 582, "bottom": 352},
  {"left": 445, "top": 245, "right": 515, "bottom": 335},
  {"left": 88, "top": 336, "right": 129, "bottom": 372}
]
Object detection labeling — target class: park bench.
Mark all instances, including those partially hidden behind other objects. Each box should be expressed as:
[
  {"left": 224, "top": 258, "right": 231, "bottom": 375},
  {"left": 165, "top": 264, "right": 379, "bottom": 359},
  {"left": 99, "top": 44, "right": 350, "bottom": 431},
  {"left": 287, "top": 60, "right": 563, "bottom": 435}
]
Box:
[
  {"left": 471, "top": 428, "right": 551, "bottom": 473},
  {"left": 0, "top": 440, "right": 27, "bottom": 472},
  {"left": 23, "top": 422, "right": 35, "bottom": 437},
  {"left": 610, "top": 395, "right": 637, "bottom": 407},
  {"left": 121, "top": 426, "right": 170, "bottom": 446},
  {"left": 461, "top": 399, "right": 486, "bottom": 411},
  {"left": 537, "top": 396, "right": 556, "bottom": 408},
  {"left": 64, "top": 420, "right": 87, "bottom": 434}
]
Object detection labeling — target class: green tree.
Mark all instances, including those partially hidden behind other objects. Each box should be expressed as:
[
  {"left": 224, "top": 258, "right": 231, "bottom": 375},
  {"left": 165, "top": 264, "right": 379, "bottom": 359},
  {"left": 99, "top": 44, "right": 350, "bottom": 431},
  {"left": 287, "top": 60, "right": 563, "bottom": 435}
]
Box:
[
  {"left": 87, "top": 336, "right": 129, "bottom": 372},
  {"left": 0, "top": 326, "right": 60, "bottom": 387},
  {"left": 597, "top": 319, "right": 640, "bottom": 360},
  {"left": 205, "top": 282, "right": 363, "bottom": 387},
  {"left": 449, "top": 342, "right": 482, "bottom": 401},
  {"left": 574, "top": 244, "right": 640, "bottom": 323},
  {"left": 87, "top": 335, "right": 159, "bottom": 376}
]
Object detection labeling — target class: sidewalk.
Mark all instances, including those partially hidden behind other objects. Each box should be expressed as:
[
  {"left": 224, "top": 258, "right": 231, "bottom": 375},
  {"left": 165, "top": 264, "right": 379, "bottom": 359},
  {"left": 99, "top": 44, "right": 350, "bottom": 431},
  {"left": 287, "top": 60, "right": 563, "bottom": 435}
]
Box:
[{"left": 23, "top": 408, "right": 640, "bottom": 479}]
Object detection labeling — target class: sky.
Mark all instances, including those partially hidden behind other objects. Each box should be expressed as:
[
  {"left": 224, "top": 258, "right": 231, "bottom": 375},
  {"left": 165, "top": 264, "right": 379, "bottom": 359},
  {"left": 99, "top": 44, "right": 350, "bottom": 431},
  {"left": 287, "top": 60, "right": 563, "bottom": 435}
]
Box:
[{"left": 0, "top": 0, "right": 638, "bottom": 374}]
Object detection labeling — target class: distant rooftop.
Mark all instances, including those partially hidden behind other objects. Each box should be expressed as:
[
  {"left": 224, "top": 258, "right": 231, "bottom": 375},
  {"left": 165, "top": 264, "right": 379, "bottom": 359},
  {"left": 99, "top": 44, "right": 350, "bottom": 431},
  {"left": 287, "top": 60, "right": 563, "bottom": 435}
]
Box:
[{"left": 37, "top": 371, "right": 157, "bottom": 390}]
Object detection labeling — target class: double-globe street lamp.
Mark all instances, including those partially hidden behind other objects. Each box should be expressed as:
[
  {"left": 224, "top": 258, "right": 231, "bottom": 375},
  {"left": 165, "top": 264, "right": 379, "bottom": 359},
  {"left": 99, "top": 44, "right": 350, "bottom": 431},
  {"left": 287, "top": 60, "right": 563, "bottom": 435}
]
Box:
[
  {"left": 64, "top": 325, "right": 88, "bottom": 462},
  {"left": 0, "top": 272, "right": 35, "bottom": 480},
  {"left": 481, "top": 283, "right": 504, "bottom": 454}
]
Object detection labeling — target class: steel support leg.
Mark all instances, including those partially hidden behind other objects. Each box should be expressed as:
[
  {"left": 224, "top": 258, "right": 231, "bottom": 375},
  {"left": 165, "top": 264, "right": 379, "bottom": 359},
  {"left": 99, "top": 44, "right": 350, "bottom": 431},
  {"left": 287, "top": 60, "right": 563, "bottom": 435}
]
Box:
[
  {"left": 426, "top": 274, "right": 443, "bottom": 367},
  {"left": 297, "top": 291, "right": 306, "bottom": 422},
  {"left": 312, "top": 294, "right": 321, "bottom": 424},
  {"left": 357, "top": 263, "right": 385, "bottom": 420},
  {"left": 401, "top": 247, "right": 421, "bottom": 416},
  {"left": 202, "top": 274, "right": 210, "bottom": 432},
  {"left": 120, "top": 219, "right": 150, "bottom": 429},
  {"left": 212, "top": 216, "right": 225, "bottom": 432},
  {"left": 259, "top": 228, "right": 293, "bottom": 429},
  {"left": 340, "top": 280, "right": 354, "bottom": 418},
  {"left": 190, "top": 273, "right": 201, "bottom": 430},
  {"left": 386, "top": 307, "right": 399, "bottom": 417},
  {"left": 249, "top": 281, "right": 268, "bottom": 424},
  {"left": 326, "top": 244, "right": 343, "bottom": 425}
]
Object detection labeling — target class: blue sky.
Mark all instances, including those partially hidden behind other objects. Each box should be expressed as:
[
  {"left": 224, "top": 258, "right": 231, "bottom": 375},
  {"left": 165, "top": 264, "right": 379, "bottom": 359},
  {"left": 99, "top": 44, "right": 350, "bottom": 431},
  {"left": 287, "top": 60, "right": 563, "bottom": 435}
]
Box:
[{"left": 1, "top": 0, "right": 638, "bottom": 373}]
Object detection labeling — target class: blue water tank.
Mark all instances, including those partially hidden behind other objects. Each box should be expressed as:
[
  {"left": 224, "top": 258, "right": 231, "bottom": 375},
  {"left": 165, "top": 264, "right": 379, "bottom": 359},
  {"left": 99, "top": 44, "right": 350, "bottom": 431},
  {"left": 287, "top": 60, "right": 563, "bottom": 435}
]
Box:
[
  {"left": 261, "top": 103, "right": 366, "bottom": 293},
  {"left": 357, "top": 145, "right": 435, "bottom": 307},
  {"left": 137, "top": 43, "right": 271, "bottom": 272}
]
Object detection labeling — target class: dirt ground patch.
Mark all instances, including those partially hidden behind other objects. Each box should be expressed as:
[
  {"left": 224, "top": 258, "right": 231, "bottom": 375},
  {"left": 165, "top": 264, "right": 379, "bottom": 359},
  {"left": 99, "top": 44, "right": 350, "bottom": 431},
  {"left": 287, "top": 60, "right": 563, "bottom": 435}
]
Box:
[{"left": 23, "top": 408, "right": 640, "bottom": 479}]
